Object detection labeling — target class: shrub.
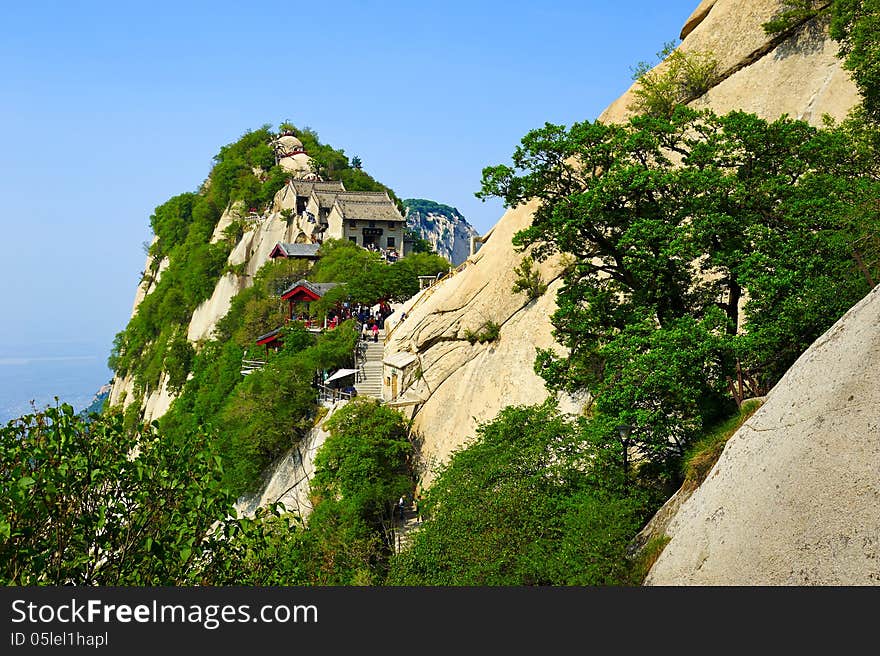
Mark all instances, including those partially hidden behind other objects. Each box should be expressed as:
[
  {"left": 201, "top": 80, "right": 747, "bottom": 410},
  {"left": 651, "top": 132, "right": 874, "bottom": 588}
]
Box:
[
  {"left": 512, "top": 256, "right": 547, "bottom": 301},
  {"left": 629, "top": 42, "right": 719, "bottom": 117},
  {"left": 464, "top": 320, "right": 501, "bottom": 344}
]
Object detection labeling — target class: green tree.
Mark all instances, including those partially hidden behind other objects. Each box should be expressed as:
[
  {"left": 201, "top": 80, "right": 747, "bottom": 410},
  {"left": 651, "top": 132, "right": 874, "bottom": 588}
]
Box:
[
  {"left": 830, "top": 0, "right": 880, "bottom": 122},
  {"left": 763, "top": 0, "right": 830, "bottom": 35},
  {"left": 629, "top": 42, "right": 719, "bottom": 118},
  {"left": 306, "top": 398, "right": 414, "bottom": 584},
  {"left": 479, "top": 107, "right": 876, "bottom": 470},
  {"left": 511, "top": 255, "right": 547, "bottom": 301},
  {"left": 0, "top": 405, "right": 237, "bottom": 585},
  {"left": 387, "top": 402, "right": 659, "bottom": 585}
]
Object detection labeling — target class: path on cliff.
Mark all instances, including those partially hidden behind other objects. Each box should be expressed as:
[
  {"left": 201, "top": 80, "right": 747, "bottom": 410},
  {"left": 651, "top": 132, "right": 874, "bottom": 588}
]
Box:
[
  {"left": 355, "top": 328, "right": 385, "bottom": 398},
  {"left": 394, "top": 501, "right": 423, "bottom": 553}
]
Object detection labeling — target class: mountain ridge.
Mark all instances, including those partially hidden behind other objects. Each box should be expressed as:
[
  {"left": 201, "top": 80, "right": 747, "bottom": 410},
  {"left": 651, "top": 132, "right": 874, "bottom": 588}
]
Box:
[{"left": 404, "top": 198, "right": 479, "bottom": 266}]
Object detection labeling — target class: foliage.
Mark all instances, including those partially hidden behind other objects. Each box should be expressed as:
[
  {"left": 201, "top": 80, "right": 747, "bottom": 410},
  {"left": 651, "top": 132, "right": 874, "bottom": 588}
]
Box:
[
  {"left": 629, "top": 42, "right": 719, "bottom": 117},
  {"left": 629, "top": 536, "right": 672, "bottom": 584},
  {"left": 403, "top": 198, "right": 465, "bottom": 220},
  {"left": 404, "top": 228, "right": 435, "bottom": 254},
  {"left": 166, "top": 321, "right": 357, "bottom": 498},
  {"left": 310, "top": 239, "right": 384, "bottom": 284},
  {"left": 830, "top": 0, "right": 880, "bottom": 123},
  {"left": 215, "top": 352, "right": 318, "bottom": 496},
  {"left": 463, "top": 320, "right": 501, "bottom": 344},
  {"left": 200, "top": 399, "right": 414, "bottom": 585},
  {"left": 479, "top": 106, "right": 877, "bottom": 476},
  {"left": 311, "top": 239, "right": 450, "bottom": 313},
  {"left": 763, "top": 1, "right": 832, "bottom": 35},
  {"left": 512, "top": 255, "right": 548, "bottom": 301},
  {"left": 305, "top": 398, "right": 414, "bottom": 584},
  {"left": 0, "top": 405, "right": 236, "bottom": 585},
  {"left": 109, "top": 121, "right": 403, "bottom": 418},
  {"left": 387, "top": 402, "right": 662, "bottom": 585},
  {"left": 222, "top": 219, "right": 247, "bottom": 244},
  {"left": 681, "top": 397, "right": 764, "bottom": 490}
]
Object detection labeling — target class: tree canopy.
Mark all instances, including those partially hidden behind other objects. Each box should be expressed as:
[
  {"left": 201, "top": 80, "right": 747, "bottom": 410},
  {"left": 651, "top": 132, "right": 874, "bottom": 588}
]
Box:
[
  {"left": 387, "top": 402, "right": 661, "bottom": 585},
  {"left": 0, "top": 406, "right": 237, "bottom": 585},
  {"left": 479, "top": 106, "right": 878, "bottom": 471}
]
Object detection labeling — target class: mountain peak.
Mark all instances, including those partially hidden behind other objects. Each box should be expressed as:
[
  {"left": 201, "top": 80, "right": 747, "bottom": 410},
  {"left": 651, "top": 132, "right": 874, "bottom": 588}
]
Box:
[{"left": 403, "top": 198, "right": 479, "bottom": 266}]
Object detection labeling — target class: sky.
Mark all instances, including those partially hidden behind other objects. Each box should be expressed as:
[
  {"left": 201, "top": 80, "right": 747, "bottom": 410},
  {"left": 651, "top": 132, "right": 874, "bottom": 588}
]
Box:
[{"left": 0, "top": 0, "right": 699, "bottom": 356}]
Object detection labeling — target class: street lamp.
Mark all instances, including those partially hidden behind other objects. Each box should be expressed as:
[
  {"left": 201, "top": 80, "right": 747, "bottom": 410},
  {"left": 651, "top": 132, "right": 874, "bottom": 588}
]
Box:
[{"left": 616, "top": 424, "right": 633, "bottom": 486}]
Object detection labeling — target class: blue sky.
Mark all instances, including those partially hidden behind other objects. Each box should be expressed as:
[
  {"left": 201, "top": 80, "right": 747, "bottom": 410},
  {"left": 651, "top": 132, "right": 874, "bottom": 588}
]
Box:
[{"left": 0, "top": 0, "right": 698, "bottom": 353}]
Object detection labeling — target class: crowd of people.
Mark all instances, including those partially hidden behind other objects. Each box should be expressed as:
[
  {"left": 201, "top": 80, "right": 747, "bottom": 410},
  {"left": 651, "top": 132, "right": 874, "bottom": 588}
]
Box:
[
  {"left": 364, "top": 243, "right": 400, "bottom": 263},
  {"left": 301, "top": 300, "right": 394, "bottom": 334}
]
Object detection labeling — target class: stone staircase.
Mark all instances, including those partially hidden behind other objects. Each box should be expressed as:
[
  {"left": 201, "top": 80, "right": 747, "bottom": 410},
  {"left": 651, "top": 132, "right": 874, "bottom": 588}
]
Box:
[{"left": 355, "top": 329, "right": 385, "bottom": 398}]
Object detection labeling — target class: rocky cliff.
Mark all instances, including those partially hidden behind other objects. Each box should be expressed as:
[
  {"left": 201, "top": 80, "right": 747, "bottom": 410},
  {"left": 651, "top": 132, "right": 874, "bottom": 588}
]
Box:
[
  {"left": 108, "top": 202, "right": 313, "bottom": 421},
  {"left": 109, "top": 144, "right": 338, "bottom": 421},
  {"left": 404, "top": 199, "right": 479, "bottom": 266},
  {"left": 644, "top": 283, "right": 880, "bottom": 585},
  {"left": 382, "top": 0, "right": 860, "bottom": 488}
]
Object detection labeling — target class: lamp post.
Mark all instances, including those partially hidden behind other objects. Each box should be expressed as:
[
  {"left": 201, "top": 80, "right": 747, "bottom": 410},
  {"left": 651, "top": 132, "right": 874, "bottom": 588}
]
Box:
[{"left": 616, "top": 424, "right": 633, "bottom": 487}]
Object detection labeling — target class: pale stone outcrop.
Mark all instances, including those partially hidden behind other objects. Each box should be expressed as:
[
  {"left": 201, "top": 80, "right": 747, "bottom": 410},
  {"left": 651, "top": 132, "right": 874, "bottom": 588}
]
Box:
[
  {"left": 209, "top": 205, "right": 239, "bottom": 245},
  {"left": 111, "top": 185, "right": 312, "bottom": 420},
  {"left": 600, "top": 0, "right": 859, "bottom": 127},
  {"left": 690, "top": 25, "right": 858, "bottom": 125},
  {"left": 187, "top": 215, "right": 301, "bottom": 344},
  {"left": 108, "top": 240, "right": 169, "bottom": 410},
  {"left": 645, "top": 285, "right": 880, "bottom": 585},
  {"left": 404, "top": 201, "right": 479, "bottom": 266},
  {"left": 130, "top": 251, "right": 170, "bottom": 316},
  {"left": 680, "top": 0, "right": 717, "bottom": 40}
]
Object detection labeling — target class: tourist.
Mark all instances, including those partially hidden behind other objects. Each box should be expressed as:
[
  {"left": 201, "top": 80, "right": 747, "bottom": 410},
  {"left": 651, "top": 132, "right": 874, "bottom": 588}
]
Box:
[{"left": 371, "top": 322, "right": 379, "bottom": 342}]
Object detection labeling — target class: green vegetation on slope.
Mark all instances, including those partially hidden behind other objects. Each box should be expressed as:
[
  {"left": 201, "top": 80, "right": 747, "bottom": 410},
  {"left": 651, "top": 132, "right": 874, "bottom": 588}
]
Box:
[
  {"left": 388, "top": 402, "right": 664, "bottom": 585},
  {"left": 201, "top": 398, "right": 414, "bottom": 585},
  {"left": 158, "top": 241, "right": 447, "bottom": 497},
  {"left": 107, "top": 123, "right": 399, "bottom": 427},
  {"left": 403, "top": 198, "right": 465, "bottom": 220},
  {"left": 0, "top": 405, "right": 236, "bottom": 585},
  {"left": 13, "top": 8, "right": 880, "bottom": 587}
]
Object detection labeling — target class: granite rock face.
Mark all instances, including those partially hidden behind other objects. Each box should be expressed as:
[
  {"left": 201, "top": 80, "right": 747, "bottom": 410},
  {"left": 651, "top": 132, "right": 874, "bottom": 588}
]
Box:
[
  {"left": 645, "top": 285, "right": 880, "bottom": 585},
  {"left": 404, "top": 199, "right": 479, "bottom": 266}
]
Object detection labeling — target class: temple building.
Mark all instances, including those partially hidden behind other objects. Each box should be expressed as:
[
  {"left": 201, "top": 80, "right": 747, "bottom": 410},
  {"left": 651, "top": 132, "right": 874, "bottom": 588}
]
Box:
[
  {"left": 268, "top": 130, "right": 413, "bottom": 256},
  {"left": 280, "top": 279, "right": 339, "bottom": 321}
]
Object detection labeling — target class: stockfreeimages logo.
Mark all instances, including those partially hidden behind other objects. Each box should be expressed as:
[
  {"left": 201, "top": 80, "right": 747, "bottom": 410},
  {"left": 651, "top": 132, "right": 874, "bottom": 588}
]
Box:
[{"left": 10, "top": 599, "right": 318, "bottom": 631}]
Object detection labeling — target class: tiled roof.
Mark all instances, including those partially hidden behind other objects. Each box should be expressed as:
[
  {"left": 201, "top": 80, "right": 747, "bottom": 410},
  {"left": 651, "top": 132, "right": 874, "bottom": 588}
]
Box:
[
  {"left": 335, "top": 191, "right": 391, "bottom": 202},
  {"left": 336, "top": 199, "right": 404, "bottom": 222},
  {"left": 275, "top": 242, "right": 321, "bottom": 258},
  {"left": 312, "top": 190, "right": 341, "bottom": 209},
  {"left": 256, "top": 327, "right": 283, "bottom": 343},
  {"left": 289, "top": 179, "right": 345, "bottom": 197},
  {"left": 279, "top": 279, "right": 340, "bottom": 298}
]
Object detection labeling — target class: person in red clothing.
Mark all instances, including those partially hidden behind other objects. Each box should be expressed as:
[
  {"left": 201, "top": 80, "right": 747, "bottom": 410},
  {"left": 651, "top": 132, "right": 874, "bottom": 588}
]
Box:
[{"left": 371, "top": 322, "right": 379, "bottom": 342}]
